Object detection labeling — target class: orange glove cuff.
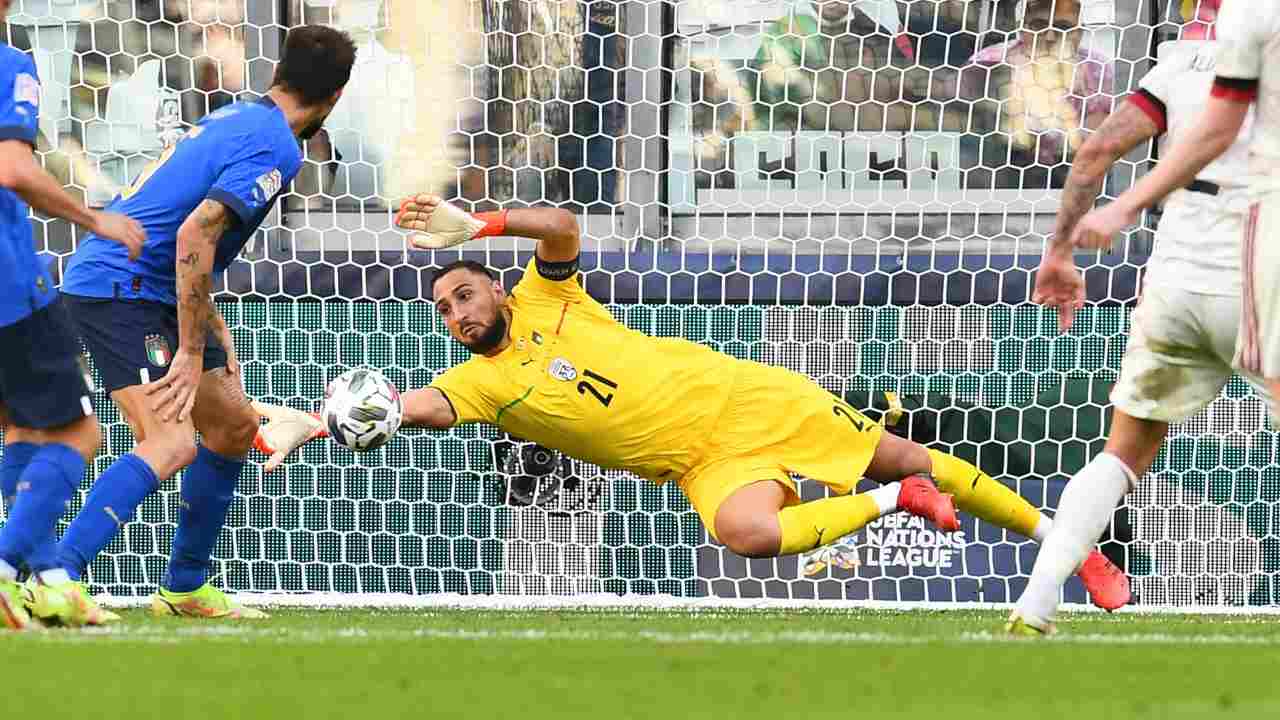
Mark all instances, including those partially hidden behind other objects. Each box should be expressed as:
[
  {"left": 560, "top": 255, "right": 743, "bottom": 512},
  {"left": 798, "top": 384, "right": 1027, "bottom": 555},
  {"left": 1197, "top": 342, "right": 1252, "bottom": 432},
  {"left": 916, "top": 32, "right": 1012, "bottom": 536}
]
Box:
[{"left": 472, "top": 210, "right": 508, "bottom": 238}]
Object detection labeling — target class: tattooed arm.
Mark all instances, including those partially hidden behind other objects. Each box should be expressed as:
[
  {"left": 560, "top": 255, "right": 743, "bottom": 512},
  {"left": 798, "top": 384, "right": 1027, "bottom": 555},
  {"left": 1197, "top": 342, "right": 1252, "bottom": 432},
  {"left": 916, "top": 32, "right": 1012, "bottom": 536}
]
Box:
[
  {"left": 147, "top": 199, "right": 232, "bottom": 422},
  {"left": 176, "top": 200, "right": 230, "bottom": 354},
  {"left": 1035, "top": 101, "right": 1161, "bottom": 332},
  {"left": 1049, "top": 102, "right": 1162, "bottom": 256}
]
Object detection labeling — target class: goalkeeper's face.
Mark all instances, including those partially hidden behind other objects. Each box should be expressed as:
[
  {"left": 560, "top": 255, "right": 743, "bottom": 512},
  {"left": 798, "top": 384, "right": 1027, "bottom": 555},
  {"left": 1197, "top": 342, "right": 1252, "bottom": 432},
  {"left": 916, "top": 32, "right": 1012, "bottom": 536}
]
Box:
[{"left": 434, "top": 268, "right": 509, "bottom": 355}]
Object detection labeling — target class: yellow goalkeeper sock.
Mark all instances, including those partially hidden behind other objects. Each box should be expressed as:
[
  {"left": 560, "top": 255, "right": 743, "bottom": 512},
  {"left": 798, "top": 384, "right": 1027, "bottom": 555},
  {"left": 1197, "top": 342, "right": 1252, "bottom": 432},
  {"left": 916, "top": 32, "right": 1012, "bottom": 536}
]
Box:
[
  {"left": 927, "top": 449, "right": 1044, "bottom": 539},
  {"left": 776, "top": 486, "right": 896, "bottom": 555}
]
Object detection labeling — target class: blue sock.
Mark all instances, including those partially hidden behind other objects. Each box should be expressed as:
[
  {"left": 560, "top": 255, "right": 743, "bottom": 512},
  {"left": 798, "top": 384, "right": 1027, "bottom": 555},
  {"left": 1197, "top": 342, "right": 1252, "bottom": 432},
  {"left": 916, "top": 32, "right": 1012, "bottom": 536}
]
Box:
[
  {"left": 164, "top": 446, "right": 243, "bottom": 593},
  {"left": 1, "top": 443, "right": 42, "bottom": 577},
  {"left": 0, "top": 444, "right": 83, "bottom": 571},
  {"left": 2, "top": 442, "right": 39, "bottom": 514},
  {"left": 57, "top": 453, "right": 159, "bottom": 581}
]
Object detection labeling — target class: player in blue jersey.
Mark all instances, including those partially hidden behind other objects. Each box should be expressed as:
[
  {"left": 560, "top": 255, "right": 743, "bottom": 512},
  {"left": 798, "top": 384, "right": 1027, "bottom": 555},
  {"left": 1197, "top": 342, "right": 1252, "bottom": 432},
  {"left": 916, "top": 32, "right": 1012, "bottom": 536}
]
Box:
[
  {"left": 52, "top": 25, "right": 355, "bottom": 620},
  {"left": 0, "top": 0, "right": 146, "bottom": 629}
]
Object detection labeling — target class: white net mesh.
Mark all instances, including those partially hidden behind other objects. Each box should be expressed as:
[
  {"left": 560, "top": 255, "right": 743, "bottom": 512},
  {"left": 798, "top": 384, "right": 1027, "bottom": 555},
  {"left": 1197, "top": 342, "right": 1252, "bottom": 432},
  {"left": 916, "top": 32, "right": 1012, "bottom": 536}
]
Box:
[{"left": 8, "top": 0, "right": 1280, "bottom": 607}]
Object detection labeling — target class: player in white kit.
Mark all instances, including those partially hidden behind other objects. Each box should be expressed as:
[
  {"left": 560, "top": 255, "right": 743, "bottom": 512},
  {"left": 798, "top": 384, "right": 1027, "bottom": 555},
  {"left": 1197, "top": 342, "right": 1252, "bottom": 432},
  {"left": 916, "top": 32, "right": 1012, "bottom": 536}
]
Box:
[{"left": 1008, "top": 3, "right": 1275, "bottom": 633}]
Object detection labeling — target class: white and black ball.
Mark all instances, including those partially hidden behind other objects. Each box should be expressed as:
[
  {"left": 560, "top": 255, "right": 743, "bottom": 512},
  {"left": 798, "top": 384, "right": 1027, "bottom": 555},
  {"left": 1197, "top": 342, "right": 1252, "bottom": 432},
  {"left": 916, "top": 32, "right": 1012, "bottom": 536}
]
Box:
[{"left": 322, "top": 368, "right": 403, "bottom": 451}]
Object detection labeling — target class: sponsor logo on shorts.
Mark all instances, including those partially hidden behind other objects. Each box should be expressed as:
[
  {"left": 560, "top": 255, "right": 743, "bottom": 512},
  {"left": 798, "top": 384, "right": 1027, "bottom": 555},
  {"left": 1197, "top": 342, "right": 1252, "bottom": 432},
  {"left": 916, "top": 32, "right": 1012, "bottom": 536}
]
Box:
[
  {"left": 144, "top": 334, "right": 172, "bottom": 367},
  {"left": 548, "top": 357, "right": 577, "bottom": 381}
]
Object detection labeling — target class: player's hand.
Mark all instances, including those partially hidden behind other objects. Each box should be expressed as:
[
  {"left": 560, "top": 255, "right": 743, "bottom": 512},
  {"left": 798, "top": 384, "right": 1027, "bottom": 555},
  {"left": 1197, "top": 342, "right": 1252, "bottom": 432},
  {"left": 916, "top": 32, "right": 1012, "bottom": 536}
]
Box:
[
  {"left": 395, "top": 194, "right": 487, "bottom": 250},
  {"left": 90, "top": 210, "right": 146, "bottom": 261},
  {"left": 1032, "top": 251, "right": 1086, "bottom": 333},
  {"left": 252, "top": 402, "right": 328, "bottom": 473},
  {"left": 146, "top": 348, "right": 203, "bottom": 423},
  {"left": 1071, "top": 201, "right": 1138, "bottom": 251}
]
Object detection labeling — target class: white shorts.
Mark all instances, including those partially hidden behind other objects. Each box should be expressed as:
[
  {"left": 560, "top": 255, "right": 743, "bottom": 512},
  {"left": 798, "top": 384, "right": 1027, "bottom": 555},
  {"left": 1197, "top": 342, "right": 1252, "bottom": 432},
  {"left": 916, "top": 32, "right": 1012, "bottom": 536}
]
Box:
[
  {"left": 1239, "top": 201, "right": 1280, "bottom": 381},
  {"left": 1111, "top": 284, "right": 1272, "bottom": 423}
]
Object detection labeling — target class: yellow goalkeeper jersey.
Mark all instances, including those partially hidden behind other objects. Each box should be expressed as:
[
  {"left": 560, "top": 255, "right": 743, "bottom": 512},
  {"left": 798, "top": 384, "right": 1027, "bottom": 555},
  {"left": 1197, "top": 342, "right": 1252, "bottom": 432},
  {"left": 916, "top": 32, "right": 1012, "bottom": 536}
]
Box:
[{"left": 430, "top": 259, "right": 736, "bottom": 483}]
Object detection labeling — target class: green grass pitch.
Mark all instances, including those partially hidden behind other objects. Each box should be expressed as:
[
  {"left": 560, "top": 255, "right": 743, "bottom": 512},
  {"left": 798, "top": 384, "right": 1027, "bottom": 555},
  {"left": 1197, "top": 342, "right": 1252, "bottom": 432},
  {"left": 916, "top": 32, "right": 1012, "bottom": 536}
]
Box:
[{"left": 5, "top": 608, "right": 1279, "bottom": 719}]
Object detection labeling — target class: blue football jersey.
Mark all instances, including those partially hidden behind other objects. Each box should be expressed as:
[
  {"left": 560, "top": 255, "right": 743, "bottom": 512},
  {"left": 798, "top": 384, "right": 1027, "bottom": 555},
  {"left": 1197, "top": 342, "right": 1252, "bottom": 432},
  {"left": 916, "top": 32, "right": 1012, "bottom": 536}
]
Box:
[
  {"left": 0, "top": 43, "right": 57, "bottom": 327},
  {"left": 63, "top": 96, "right": 303, "bottom": 305}
]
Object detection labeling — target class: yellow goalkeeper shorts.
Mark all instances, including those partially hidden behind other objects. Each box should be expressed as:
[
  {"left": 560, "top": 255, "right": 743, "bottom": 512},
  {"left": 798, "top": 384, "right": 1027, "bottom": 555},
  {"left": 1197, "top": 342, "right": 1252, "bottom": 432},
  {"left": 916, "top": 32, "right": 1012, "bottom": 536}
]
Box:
[{"left": 678, "top": 361, "right": 884, "bottom": 541}]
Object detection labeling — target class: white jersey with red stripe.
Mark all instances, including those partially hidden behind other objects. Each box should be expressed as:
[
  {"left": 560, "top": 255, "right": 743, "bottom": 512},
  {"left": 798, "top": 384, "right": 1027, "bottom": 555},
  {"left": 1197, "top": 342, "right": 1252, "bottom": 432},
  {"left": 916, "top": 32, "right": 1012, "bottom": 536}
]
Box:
[
  {"left": 1214, "top": 0, "right": 1280, "bottom": 195},
  {"left": 1134, "top": 40, "right": 1254, "bottom": 296}
]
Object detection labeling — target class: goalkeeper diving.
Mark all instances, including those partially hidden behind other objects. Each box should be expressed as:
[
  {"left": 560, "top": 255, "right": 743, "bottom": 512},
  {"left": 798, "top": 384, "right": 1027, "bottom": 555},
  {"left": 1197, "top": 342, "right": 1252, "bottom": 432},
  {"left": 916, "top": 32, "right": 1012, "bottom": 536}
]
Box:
[{"left": 256, "top": 199, "right": 1127, "bottom": 607}]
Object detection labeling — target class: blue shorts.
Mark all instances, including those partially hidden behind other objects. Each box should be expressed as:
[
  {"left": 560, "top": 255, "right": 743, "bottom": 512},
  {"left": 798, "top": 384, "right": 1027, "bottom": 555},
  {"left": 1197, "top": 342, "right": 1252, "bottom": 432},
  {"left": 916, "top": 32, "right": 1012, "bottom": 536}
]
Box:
[
  {"left": 0, "top": 296, "right": 94, "bottom": 429},
  {"left": 62, "top": 294, "right": 228, "bottom": 394}
]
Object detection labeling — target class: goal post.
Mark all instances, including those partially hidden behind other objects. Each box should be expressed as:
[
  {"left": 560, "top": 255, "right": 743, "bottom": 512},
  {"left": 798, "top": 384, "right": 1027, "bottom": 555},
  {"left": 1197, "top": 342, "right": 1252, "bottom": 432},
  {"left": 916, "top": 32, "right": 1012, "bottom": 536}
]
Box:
[{"left": 9, "top": 0, "right": 1280, "bottom": 610}]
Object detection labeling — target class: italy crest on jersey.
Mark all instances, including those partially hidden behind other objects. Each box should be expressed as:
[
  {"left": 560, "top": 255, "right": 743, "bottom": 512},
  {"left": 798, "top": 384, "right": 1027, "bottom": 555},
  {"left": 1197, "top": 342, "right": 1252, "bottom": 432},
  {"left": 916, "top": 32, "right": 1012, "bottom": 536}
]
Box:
[{"left": 144, "top": 334, "right": 172, "bottom": 367}]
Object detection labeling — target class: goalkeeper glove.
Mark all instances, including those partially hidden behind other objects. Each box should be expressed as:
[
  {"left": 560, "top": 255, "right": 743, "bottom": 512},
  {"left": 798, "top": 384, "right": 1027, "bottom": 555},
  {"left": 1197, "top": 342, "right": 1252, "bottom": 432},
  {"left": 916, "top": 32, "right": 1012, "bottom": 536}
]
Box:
[
  {"left": 252, "top": 402, "right": 327, "bottom": 473},
  {"left": 394, "top": 194, "right": 506, "bottom": 249}
]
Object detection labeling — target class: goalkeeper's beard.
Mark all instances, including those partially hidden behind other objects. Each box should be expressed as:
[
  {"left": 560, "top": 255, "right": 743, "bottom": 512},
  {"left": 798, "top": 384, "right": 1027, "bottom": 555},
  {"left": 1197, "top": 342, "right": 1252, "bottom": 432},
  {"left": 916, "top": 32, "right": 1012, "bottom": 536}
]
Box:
[{"left": 461, "top": 311, "right": 509, "bottom": 355}]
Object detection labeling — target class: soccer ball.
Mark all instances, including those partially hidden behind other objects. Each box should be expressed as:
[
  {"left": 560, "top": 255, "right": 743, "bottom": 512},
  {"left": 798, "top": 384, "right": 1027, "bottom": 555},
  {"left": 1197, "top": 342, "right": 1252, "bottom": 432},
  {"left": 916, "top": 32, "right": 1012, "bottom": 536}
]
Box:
[{"left": 322, "top": 368, "right": 403, "bottom": 451}]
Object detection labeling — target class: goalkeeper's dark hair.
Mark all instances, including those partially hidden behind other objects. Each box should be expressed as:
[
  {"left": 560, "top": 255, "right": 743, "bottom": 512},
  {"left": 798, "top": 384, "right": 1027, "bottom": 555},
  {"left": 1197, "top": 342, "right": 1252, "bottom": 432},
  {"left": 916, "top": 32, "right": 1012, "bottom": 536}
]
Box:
[
  {"left": 272, "top": 26, "right": 357, "bottom": 106},
  {"left": 431, "top": 260, "right": 498, "bottom": 294}
]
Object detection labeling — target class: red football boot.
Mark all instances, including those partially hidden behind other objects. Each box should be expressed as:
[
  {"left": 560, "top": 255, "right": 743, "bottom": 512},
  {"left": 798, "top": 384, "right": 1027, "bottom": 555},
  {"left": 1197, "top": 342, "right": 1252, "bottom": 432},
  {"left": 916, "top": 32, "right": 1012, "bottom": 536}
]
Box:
[
  {"left": 897, "top": 475, "right": 961, "bottom": 532},
  {"left": 1077, "top": 550, "right": 1131, "bottom": 611}
]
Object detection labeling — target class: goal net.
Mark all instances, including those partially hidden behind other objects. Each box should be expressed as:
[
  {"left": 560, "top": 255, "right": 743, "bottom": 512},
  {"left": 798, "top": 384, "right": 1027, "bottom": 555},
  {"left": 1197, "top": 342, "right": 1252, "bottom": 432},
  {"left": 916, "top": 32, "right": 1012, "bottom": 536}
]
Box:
[{"left": 9, "top": 0, "right": 1277, "bottom": 609}]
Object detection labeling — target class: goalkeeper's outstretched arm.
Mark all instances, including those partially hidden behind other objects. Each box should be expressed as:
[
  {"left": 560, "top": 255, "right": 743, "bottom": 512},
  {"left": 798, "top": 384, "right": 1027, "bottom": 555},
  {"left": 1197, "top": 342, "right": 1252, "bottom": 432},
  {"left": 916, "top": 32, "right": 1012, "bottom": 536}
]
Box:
[
  {"left": 254, "top": 388, "right": 458, "bottom": 472},
  {"left": 256, "top": 198, "right": 583, "bottom": 470},
  {"left": 395, "top": 194, "right": 580, "bottom": 261}
]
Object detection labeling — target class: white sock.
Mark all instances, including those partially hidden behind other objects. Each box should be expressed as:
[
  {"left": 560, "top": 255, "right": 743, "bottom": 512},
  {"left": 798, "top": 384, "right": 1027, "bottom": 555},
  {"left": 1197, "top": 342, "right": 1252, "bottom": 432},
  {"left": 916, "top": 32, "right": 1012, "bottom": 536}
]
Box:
[
  {"left": 37, "top": 568, "right": 70, "bottom": 586},
  {"left": 1032, "top": 515, "right": 1053, "bottom": 543},
  {"left": 0, "top": 559, "right": 17, "bottom": 582},
  {"left": 1015, "top": 453, "right": 1136, "bottom": 623},
  {"left": 869, "top": 483, "right": 901, "bottom": 515}
]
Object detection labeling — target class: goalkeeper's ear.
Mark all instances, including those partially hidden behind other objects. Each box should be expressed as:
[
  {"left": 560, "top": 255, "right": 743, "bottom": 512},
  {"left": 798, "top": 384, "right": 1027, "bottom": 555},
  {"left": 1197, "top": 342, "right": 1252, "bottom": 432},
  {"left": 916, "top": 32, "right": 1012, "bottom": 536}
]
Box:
[{"left": 252, "top": 402, "right": 327, "bottom": 474}]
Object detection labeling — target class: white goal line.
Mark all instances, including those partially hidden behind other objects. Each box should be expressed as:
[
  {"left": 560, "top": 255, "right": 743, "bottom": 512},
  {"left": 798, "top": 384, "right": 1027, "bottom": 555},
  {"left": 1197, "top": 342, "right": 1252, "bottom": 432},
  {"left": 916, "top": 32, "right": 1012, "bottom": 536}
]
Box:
[
  {"left": 31, "top": 626, "right": 1280, "bottom": 647},
  {"left": 94, "top": 592, "right": 1280, "bottom": 616}
]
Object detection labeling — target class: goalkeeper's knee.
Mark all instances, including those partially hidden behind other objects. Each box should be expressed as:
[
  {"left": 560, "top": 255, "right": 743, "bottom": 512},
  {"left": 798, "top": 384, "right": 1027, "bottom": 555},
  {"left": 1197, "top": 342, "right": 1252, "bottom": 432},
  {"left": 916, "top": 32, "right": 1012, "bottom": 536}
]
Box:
[{"left": 715, "top": 510, "right": 782, "bottom": 558}]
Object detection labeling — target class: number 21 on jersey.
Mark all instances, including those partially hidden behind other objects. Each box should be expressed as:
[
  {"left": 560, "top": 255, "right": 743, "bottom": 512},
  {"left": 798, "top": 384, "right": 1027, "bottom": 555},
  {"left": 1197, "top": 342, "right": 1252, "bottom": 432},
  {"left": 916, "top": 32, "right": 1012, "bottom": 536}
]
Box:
[
  {"left": 832, "top": 399, "right": 871, "bottom": 434},
  {"left": 577, "top": 369, "right": 618, "bottom": 408}
]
